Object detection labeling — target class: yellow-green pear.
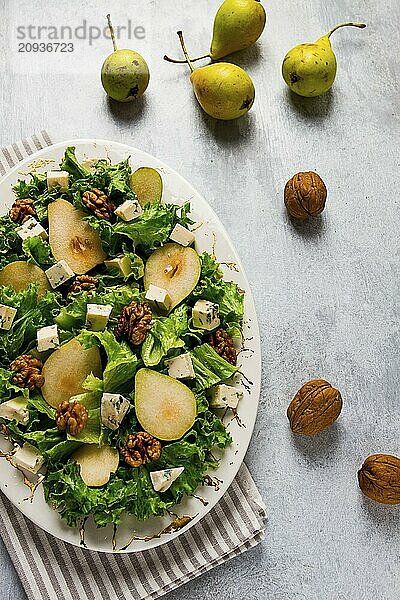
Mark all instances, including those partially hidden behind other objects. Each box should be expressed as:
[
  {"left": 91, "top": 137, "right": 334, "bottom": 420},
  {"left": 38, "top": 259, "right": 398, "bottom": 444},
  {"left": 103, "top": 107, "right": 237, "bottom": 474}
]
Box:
[
  {"left": 210, "top": 0, "right": 267, "bottom": 59},
  {"left": 101, "top": 14, "right": 149, "bottom": 102},
  {"left": 282, "top": 22, "right": 366, "bottom": 98},
  {"left": 174, "top": 31, "right": 255, "bottom": 120}
]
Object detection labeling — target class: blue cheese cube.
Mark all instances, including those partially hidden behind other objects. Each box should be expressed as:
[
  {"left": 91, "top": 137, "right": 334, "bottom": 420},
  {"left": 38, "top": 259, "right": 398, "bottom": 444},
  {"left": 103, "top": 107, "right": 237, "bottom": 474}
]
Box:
[
  {"left": 192, "top": 300, "right": 220, "bottom": 331},
  {"left": 45, "top": 260, "right": 75, "bottom": 289},
  {"left": 0, "top": 304, "right": 17, "bottom": 330},
  {"left": 16, "top": 216, "right": 48, "bottom": 241},
  {"left": 150, "top": 467, "right": 185, "bottom": 492},
  {"left": 101, "top": 393, "right": 130, "bottom": 430},
  {"left": 114, "top": 200, "right": 142, "bottom": 222},
  {"left": 0, "top": 397, "right": 29, "bottom": 425},
  {"left": 47, "top": 170, "right": 69, "bottom": 191},
  {"left": 209, "top": 384, "right": 244, "bottom": 409},
  {"left": 104, "top": 255, "right": 132, "bottom": 277},
  {"left": 37, "top": 324, "right": 59, "bottom": 352},
  {"left": 166, "top": 353, "right": 195, "bottom": 380},
  {"left": 145, "top": 285, "right": 172, "bottom": 314},
  {"left": 85, "top": 304, "right": 113, "bottom": 331},
  {"left": 13, "top": 443, "right": 44, "bottom": 474},
  {"left": 169, "top": 224, "right": 195, "bottom": 247}
]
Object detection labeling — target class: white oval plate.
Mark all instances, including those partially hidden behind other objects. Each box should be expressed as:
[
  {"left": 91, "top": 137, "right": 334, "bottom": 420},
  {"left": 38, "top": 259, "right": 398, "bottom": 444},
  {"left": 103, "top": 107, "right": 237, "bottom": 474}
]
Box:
[{"left": 0, "top": 139, "right": 261, "bottom": 553}]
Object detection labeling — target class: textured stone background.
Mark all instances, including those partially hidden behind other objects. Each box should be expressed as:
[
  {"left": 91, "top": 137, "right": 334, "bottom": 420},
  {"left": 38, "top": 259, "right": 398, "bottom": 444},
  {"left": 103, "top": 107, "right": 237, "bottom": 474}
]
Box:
[{"left": 0, "top": 0, "right": 399, "bottom": 598}]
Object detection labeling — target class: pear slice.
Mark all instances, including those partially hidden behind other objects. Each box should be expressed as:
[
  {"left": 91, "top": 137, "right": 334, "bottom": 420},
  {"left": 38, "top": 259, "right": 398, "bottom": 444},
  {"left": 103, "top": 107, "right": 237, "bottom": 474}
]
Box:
[
  {"left": 144, "top": 243, "right": 200, "bottom": 310},
  {"left": 135, "top": 368, "right": 196, "bottom": 441},
  {"left": 72, "top": 444, "right": 119, "bottom": 487},
  {"left": 48, "top": 199, "right": 106, "bottom": 274},
  {"left": 130, "top": 167, "right": 163, "bottom": 207},
  {"left": 41, "top": 338, "right": 102, "bottom": 408},
  {"left": 0, "top": 261, "right": 51, "bottom": 297}
]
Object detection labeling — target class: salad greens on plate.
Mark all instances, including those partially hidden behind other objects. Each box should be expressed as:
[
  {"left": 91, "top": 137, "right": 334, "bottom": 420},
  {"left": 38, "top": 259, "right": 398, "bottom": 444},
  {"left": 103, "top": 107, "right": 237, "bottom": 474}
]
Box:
[{"left": 0, "top": 147, "right": 245, "bottom": 529}]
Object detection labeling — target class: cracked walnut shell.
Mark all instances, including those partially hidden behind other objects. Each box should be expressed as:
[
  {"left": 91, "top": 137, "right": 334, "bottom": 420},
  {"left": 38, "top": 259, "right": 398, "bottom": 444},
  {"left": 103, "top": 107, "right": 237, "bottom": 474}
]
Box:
[
  {"left": 287, "top": 379, "right": 342, "bottom": 436},
  {"left": 121, "top": 432, "right": 162, "bottom": 467},
  {"left": 358, "top": 454, "right": 400, "bottom": 505},
  {"left": 284, "top": 172, "right": 327, "bottom": 219}
]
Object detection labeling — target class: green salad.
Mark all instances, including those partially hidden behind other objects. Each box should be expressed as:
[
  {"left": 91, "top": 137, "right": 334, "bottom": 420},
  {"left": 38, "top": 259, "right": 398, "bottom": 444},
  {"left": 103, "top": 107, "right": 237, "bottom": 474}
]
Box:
[{"left": 0, "top": 147, "right": 245, "bottom": 528}]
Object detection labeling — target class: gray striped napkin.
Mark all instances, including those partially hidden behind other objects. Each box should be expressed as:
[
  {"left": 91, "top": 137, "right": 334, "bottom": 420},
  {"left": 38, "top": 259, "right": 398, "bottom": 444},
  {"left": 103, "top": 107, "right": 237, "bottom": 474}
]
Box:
[{"left": 0, "top": 132, "right": 266, "bottom": 600}]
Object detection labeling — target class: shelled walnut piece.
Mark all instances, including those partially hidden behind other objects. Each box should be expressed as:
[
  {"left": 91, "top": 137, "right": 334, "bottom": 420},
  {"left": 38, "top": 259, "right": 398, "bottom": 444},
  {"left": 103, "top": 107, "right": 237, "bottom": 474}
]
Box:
[
  {"left": 358, "top": 454, "right": 400, "bottom": 505},
  {"left": 68, "top": 275, "right": 98, "bottom": 295},
  {"left": 208, "top": 328, "right": 237, "bottom": 365},
  {"left": 9, "top": 198, "right": 37, "bottom": 224},
  {"left": 82, "top": 188, "right": 115, "bottom": 220},
  {"left": 284, "top": 171, "right": 327, "bottom": 219},
  {"left": 114, "top": 300, "right": 152, "bottom": 346},
  {"left": 56, "top": 400, "right": 88, "bottom": 437},
  {"left": 287, "top": 379, "right": 342, "bottom": 436},
  {"left": 121, "top": 432, "right": 162, "bottom": 467},
  {"left": 10, "top": 355, "right": 45, "bottom": 390}
]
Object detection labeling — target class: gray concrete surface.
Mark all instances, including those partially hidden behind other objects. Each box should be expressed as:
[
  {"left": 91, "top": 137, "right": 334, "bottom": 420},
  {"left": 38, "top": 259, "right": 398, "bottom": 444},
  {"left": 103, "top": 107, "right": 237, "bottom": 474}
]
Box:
[{"left": 0, "top": 0, "right": 399, "bottom": 598}]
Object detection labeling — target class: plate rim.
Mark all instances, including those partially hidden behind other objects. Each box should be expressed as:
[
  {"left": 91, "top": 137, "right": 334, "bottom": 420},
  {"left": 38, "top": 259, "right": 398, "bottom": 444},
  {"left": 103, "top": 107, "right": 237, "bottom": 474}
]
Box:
[{"left": 0, "top": 138, "right": 262, "bottom": 553}]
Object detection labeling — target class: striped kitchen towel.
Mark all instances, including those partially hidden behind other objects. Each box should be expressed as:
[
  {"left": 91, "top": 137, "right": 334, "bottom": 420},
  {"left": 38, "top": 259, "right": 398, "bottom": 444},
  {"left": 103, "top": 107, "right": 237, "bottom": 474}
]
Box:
[{"left": 0, "top": 132, "right": 266, "bottom": 600}]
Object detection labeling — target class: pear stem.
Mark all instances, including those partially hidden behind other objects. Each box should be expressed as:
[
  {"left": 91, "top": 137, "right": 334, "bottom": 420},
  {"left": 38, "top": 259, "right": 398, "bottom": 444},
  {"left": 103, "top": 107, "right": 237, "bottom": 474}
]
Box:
[
  {"left": 163, "top": 54, "right": 210, "bottom": 65},
  {"left": 177, "top": 31, "right": 194, "bottom": 72},
  {"left": 106, "top": 14, "right": 118, "bottom": 52},
  {"left": 327, "top": 22, "right": 366, "bottom": 38}
]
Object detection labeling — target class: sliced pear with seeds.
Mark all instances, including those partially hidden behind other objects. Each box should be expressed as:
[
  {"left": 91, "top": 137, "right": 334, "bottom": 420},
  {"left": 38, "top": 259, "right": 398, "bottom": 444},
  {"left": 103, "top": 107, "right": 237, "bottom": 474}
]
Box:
[
  {"left": 0, "top": 261, "right": 51, "bottom": 297},
  {"left": 135, "top": 368, "right": 197, "bottom": 441},
  {"left": 72, "top": 444, "right": 119, "bottom": 487},
  {"left": 48, "top": 199, "right": 106, "bottom": 274},
  {"left": 130, "top": 167, "right": 163, "bottom": 207},
  {"left": 41, "top": 338, "right": 102, "bottom": 408},
  {"left": 144, "top": 243, "right": 200, "bottom": 310}
]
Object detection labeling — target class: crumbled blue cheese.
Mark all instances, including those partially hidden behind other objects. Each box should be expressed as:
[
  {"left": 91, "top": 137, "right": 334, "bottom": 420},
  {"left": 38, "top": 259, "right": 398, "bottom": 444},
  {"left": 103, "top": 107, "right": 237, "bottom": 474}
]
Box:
[
  {"left": 104, "top": 255, "right": 132, "bottom": 277},
  {"left": 150, "top": 467, "right": 185, "bottom": 492},
  {"left": 166, "top": 353, "right": 195, "bottom": 380},
  {"left": 85, "top": 304, "right": 113, "bottom": 331},
  {"left": 192, "top": 300, "right": 220, "bottom": 331},
  {"left": 101, "top": 393, "right": 130, "bottom": 430},
  {"left": 0, "top": 304, "right": 17, "bottom": 331},
  {"left": 37, "top": 324, "right": 59, "bottom": 352},
  {"left": 47, "top": 170, "right": 69, "bottom": 191},
  {"left": 209, "top": 384, "right": 244, "bottom": 409},
  {"left": 45, "top": 260, "right": 75, "bottom": 289},
  {"left": 145, "top": 284, "right": 172, "bottom": 314},
  {"left": 169, "top": 224, "right": 195, "bottom": 247},
  {"left": 114, "top": 199, "right": 142, "bottom": 222},
  {"left": 13, "top": 443, "right": 45, "bottom": 474},
  {"left": 16, "top": 216, "right": 48, "bottom": 241},
  {"left": 0, "top": 397, "right": 29, "bottom": 425}
]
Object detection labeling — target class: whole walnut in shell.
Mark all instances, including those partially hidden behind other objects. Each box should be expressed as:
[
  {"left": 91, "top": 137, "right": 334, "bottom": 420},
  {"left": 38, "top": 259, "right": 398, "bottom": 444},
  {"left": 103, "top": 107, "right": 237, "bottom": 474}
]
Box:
[
  {"left": 287, "top": 379, "right": 342, "bottom": 436},
  {"left": 284, "top": 171, "right": 327, "bottom": 219},
  {"left": 358, "top": 454, "right": 400, "bottom": 505}
]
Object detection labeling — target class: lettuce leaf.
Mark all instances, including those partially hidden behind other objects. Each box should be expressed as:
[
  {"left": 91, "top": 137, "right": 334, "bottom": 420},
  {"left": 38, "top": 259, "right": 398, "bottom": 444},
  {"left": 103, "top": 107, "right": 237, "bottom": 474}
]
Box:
[
  {"left": 114, "top": 202, "right": 192, "bottom": 253},
  {"left": 141, "top": 304, "right": 189, "bottom": 367},
  {"left": 193, "top": 253, "right": 244, "bottom": 337},
  {"left": 22, "top": 236, "right": 55, "bottom": 268},
  {"left": 0, "top": 215, "right": 23, "bottom": 269},
  {"left": 55, "top": 285, "right": 141, "bottom": 331},
  {"left": 43, "top": 463, "right": 172, "bottom": 527},
  {"left": 190, "top": 343, "right": 238, "bottom": 390},
  {"left": 78, "top": 330, "right": 139, "bottom": 393},
  {"left": 0, "top": 367, "right": 28, "bottom": 402},
  {"left": 0, "top": 285, "right": 60, "bottom": 365},
  {"left": 13, "top": 172, "right": 59, "bottom": 222}
]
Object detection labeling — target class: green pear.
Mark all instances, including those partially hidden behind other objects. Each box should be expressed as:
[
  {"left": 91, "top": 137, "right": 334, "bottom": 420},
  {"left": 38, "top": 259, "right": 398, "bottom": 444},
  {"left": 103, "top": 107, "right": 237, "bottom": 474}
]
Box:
[
  {"left": 282, "top": 22, "right": 366, "bottom": 98},
  {"left": 210, "top": 0, "right": 266, "bottom": 60},
  {"left": 172, "top": 31, "right": 255, "bottom": 120},
  {"left": 101, "top": 14, "right": 149, "bottom": 102}
]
